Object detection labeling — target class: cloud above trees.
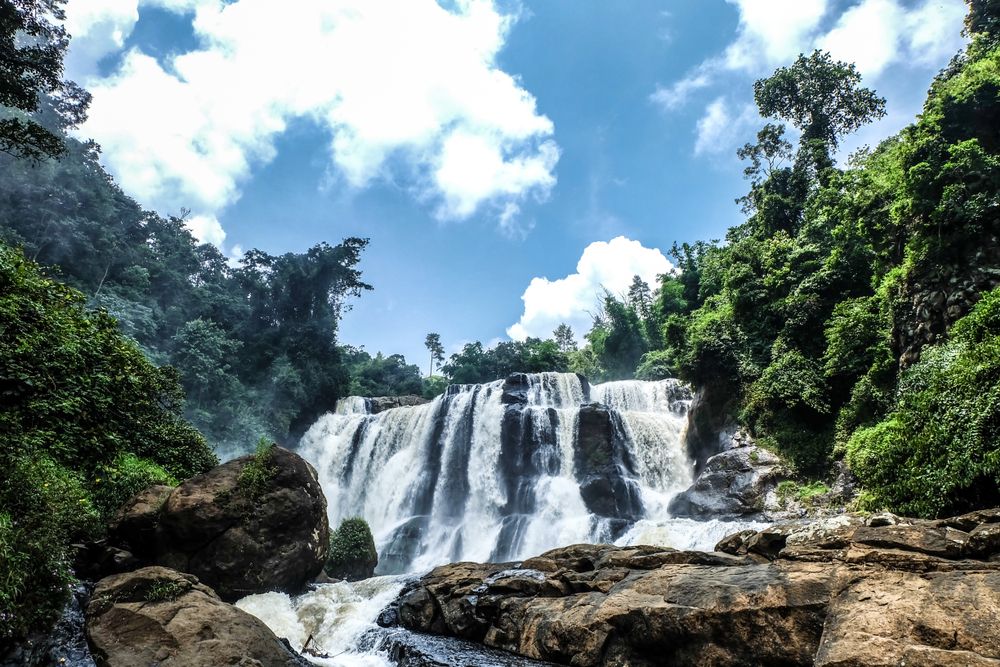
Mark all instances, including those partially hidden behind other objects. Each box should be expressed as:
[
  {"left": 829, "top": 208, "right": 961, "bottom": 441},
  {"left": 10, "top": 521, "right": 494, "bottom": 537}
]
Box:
[
  {"left": 63, "top": 0, "right": 559, "bottom": 244},
  {"left": 650, "top": 0, "right": 967, "bottom": 159},
  {"left": 507, "top": 237, "right": 674, "bottom": 343}
]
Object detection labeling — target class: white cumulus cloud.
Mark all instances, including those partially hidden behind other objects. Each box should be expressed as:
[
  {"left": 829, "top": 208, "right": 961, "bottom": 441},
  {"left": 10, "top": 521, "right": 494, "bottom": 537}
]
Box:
[
  {"left": 64, "top": 0, "right": 558, "bottom": 242},
  {"left": 653, "top": 0, "right": 966, "bottom": 129},
  {"left": 507, "top": 236, "right": 674, "bottom": 342},
  {"left": 723, "top": 0, "right": 830, "bottom": 72}
]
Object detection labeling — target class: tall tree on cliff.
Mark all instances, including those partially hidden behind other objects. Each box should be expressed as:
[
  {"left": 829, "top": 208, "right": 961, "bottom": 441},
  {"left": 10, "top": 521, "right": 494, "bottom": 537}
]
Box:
[
  {"left": 754, "top": 50, "right": 886, "bottom": 184},
  {"left": 0, "top": 0, "right": 90, "bottom": 159},
  {"left": 424, "top": 332, "right": 445, "bottom": 377}
]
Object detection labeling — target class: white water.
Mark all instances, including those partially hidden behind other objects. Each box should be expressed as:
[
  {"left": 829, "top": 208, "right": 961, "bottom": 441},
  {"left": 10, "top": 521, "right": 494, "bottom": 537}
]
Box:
[
  {"left": 298, "top": 373, "right": 704, "bottom": 573},
  {"left": 243, "top": 373, "right": 767, "bottom": 664},
  {"left": 237, "top": 576, "right": 406, "bottom": 667}
]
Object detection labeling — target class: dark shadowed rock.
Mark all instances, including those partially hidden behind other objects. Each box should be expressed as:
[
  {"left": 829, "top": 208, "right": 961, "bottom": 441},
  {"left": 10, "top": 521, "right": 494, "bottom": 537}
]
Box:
[
  {"left": 85, "top": 567, "right": 309, "bottom": 667},
  {"left": 574, "top": 404, "right": 644, "bottom": 521},
  {"left": 0, "top": 583, "right": 95, "bottom": 667},
  {"left": 107, "top": 484, "right": 173, "bottom": 560},
  {"left": 109, "top": 447, "right": 329, "bottom": 602}
]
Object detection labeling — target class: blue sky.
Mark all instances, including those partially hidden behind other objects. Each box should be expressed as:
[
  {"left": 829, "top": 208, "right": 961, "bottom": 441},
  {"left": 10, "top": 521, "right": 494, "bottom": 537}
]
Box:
[{"left": 62, "top": 0, "right": 967, "bottom": 367}]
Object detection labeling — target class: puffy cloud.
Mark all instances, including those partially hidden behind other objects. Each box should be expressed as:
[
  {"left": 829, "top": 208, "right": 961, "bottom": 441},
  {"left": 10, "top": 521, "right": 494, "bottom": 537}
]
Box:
[
  {"left": 723, "top": 0, "right": 830, "bottom": 71},
  {"left": 819, "top": 0, "right": 967, "bottom": 78},
  {"left": 65, "top": 0, "right": 558, "bottom": 240},
  {"left": 184, "top": 214, "right": 226, "bottom": 246},
  {"left": 64, "top": 0, "right": 140, "bottom": 78},
  {"left": 694, "top": 98, "right": 758, "bottom": 156},
  {"left": 507, "top": 237, "right": 674, "bottom": 342},
  {"left": 653, "top": 0, "right": 965, "bottom": 120}
]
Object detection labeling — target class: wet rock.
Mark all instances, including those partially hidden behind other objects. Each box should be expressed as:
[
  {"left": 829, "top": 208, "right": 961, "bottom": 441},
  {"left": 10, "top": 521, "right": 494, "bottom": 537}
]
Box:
[
  {"left": 0, "top": 583, "right": 95, "bottom": 667},
  {"left": 396, "top": 509, "right": 1000, "bottom": 666},
  {"left": 85, "top": 566, "right": 310, "bottom": 666},
  {"left": 668, "top": 441, "right": 791, "bottom": 519},
  {"left": 501, "top": 373, "right": 532, "bottom": 405},
  {"left": 368, "top": 626, "right": 559, "bottom": 667},
  {"left": 109, "top": 447, "right": 329, "bottom": 602},
  {"left": 369, "top": 395, "right": 430, "bottom": 413},
  {"left": 574, "top": 405, "right": 644, "bottom": 521}
]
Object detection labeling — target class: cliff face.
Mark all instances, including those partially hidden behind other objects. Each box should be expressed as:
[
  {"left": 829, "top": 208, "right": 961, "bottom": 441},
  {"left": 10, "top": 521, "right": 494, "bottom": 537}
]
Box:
[
  {"left": 897, "top": 241, "right": 1000, "bottom": 367},
  {"left": 392, "top": 509, "right": 1000, "bottom": 667}
]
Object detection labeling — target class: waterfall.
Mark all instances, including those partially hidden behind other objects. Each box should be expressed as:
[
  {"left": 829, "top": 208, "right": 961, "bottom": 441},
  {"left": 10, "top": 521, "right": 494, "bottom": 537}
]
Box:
[{"left": 298, "top": 372, "right": 709, "bottom": 574}]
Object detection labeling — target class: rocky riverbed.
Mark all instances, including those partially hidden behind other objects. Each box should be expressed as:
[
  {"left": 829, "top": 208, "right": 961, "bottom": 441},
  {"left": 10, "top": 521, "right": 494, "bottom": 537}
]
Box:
[{"left": 391, "top": 509, "right": 1000, "bottom": 666}]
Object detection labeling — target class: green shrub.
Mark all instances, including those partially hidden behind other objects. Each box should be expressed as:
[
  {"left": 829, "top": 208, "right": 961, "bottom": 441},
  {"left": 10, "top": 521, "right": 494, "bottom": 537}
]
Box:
[
  {"left": 325, "top": 517, "right": 378, "bottom": 581},
  {"left": 0, "top": 246, "right": 216, "bottom": 642},
  {"left": 0, "top": 456, "right": 100, "bottom": 643},
  {"left": 846, "top": 288, "right": 1000, "bottom": 517},
  {"left": 634, "top": 350, "right": 676, "bottom": 381},
  {"left": 92, "top": 453, "right": 177, "bottom": 519},
  {"left": 744, "top": 344, "right": 833, "bottom": 470},
  {"left": 237, "top": 439, "right": 276, "bottom": 499}
]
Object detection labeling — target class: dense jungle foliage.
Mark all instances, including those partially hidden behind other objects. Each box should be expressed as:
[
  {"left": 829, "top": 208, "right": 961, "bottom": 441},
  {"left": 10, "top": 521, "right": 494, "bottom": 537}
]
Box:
[
  {"left": 2, "top": 0, "right": 999, "bottom": 647},
  {"left": 0, "top": 111, "right": 375, "bottom": 453},
  {"left": 0, "top": 245, "right": 218, "bottom": 644},
  {"left": 550, "top": 2, "right": 1000, "bottom": 517}
]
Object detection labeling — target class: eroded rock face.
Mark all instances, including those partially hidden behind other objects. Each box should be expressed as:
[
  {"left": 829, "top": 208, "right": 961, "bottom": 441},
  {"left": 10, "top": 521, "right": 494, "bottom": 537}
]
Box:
[
  {"left": 109, "top": 447, "right": 329, "bottom": 602},
  {"left": 395, "top": 509, "right": 1000, "bottom": 667},
  {"left": 85, "top": 567, "right": 308, "bottom": 667}
]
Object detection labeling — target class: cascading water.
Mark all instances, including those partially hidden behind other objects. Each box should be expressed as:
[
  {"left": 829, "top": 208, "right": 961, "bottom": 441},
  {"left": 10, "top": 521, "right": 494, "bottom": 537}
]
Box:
[
  {"left": 242, "top": 372, "right": 767, "bottom": 665},
  {"left": 299, "top": 373, "right": 711, "bottom": 574}
]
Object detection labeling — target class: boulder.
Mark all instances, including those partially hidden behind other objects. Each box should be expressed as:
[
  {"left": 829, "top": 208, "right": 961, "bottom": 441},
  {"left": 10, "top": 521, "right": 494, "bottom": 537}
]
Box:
[
  {"left": 109, "top": 447, "right": 329, "bottom": 602},
  {"left": 573, "top": 404, "right": 644, "bottom": 521},
  {"left": 668, "top": 442, "right": 790, "bottom": 519},
  {"left": 395, "top": 508, "right": 1000, "bottom": 667},
  {"left": 814, "top": 570, "right": 1000, "bottom": 667},
  {"left": 369, "top": 395, "right": 430, "bottom": 414},
  {"left": 85, "top": 566, "right": 309, "bottom": 666}
]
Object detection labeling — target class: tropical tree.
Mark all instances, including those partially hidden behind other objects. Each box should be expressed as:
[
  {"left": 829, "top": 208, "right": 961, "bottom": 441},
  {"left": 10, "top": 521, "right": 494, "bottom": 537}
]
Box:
[
  {"left": 553, "top": 323, "right": 577, "bottom": 352},
  {"left": 753, "top": 50, "right": 886, "bottom": 179},
  {"left": 0, "top": 0, "right": 90, "bottom": 159},
  {"left": 424, "top": 332, "right": 445, "bottom": 377}
]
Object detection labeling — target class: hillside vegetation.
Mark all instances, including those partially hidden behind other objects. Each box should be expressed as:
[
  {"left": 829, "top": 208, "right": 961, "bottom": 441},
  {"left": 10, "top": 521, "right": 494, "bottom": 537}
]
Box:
[{"left": 559, "top": 3, "right": 1000, "bottom": 518}]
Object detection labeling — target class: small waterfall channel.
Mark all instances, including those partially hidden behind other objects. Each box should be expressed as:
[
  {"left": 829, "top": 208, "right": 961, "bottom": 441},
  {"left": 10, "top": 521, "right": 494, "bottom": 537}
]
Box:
[{"left": 238, "top": 373, "right": 766, "bottom": 665}]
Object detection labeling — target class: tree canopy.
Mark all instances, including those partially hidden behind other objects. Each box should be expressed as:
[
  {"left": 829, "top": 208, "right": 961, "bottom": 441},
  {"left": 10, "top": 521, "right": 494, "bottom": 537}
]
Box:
[{"left": 0, "top": 0, "right": 89, "bottom": 159}]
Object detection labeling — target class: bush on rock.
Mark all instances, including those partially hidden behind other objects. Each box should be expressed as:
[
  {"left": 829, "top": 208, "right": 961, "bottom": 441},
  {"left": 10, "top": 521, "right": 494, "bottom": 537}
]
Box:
[{"left": 326, "top": 517, "right": 378, "bottom": 581}]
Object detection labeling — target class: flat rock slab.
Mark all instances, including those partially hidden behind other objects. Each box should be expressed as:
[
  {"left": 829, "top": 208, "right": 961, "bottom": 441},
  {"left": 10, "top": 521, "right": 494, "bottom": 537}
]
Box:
[{"left": 396, "top": 509, "right": 1000, "bottom": 667}]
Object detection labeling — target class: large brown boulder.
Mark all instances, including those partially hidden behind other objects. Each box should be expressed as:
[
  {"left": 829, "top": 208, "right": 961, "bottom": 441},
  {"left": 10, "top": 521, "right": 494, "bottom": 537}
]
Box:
[
  {"left": 109, "top": 446, "right": 329, "bottom": 601},
  {"left": 394, "top": 509, "right": 1000, "bottom": 667},
  {"left": 85, "top": 566, "right": 308, "bottom": 666}
]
